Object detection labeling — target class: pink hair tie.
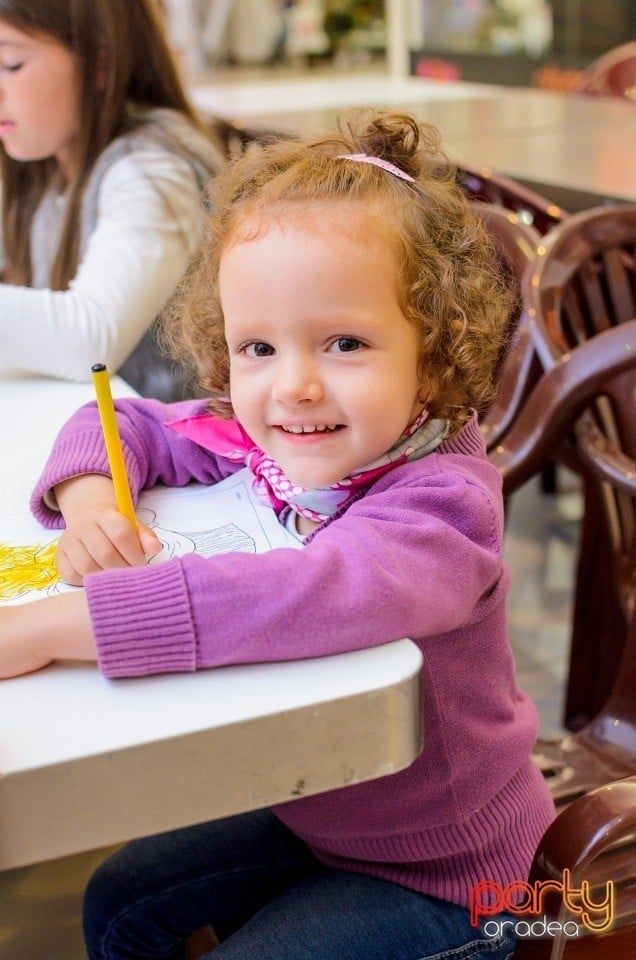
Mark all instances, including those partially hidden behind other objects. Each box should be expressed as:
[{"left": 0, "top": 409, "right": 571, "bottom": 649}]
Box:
[{"left": 337, "top": 153, "right": 415, "bottom": 183}]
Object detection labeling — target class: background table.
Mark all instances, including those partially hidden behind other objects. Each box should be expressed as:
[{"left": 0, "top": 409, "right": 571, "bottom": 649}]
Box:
[
  {"left": 0, "top": 374, "right": 422, "bottom": 872},
  {"left": 192, "top": 74, "right": 636, "bottom": 210}
]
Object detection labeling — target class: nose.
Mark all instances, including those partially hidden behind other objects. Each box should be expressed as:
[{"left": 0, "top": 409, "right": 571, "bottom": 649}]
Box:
[{"left": 271, "top": 353, "right": 324, "bottom": 405}]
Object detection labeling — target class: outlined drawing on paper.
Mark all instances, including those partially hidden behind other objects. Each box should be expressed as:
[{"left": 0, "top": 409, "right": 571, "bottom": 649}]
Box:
[
  {"left": 137, "top": 470, "right": 299, "bottom": 556},
  {"left": 0, "top": 469, "right": 300, "bottom": 605},
  {"left": 137, "top": 508, "right": 257, "bottom": 563}
]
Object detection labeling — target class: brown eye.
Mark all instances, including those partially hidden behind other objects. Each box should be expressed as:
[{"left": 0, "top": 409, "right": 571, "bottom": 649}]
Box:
[
  {"left": 333, "top": 338, "right": 362, "bottom": 353},
  {"left": 245, "top": 342, "right": 274, "bottom": 358}
]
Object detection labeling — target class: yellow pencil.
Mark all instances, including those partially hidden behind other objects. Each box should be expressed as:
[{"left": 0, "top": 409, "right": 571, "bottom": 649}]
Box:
[{"left": 91, "top": 363, "right": 137, "bottom": 530}]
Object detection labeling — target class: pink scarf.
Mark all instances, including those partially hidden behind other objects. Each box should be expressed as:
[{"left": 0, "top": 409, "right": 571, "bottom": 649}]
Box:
[{"left": 166, "top": 411, "right": 448, "bottom": 524}]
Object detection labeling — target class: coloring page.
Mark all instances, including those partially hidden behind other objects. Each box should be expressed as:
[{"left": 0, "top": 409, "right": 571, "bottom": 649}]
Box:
[{"left": 0, "top": 468, "right": 300, "bottom": 605}]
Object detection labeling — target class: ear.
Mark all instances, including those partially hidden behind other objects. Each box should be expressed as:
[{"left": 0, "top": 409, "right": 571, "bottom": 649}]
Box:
[{"left": 417, "top": 381, "right": 430, "bottom": 405}]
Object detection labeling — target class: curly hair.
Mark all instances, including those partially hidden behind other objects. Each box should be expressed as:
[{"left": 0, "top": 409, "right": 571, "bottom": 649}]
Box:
[{"left": 161, "top": 110, "right": 514, "bottom": 436}]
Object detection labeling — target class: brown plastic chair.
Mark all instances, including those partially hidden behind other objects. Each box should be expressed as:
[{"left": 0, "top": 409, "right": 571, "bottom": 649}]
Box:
[
  {"left": 460, "top": 177, "right": 564, "bottom": 501},
  {"left": 487, "top": 206, "right": 636, "bottom": 809},
  {"left": 573, "top": 41, "right": 636, "bottom": 101},
  {"left": 468, "top": 203, "right": 542, "bottom": 452},
  {"left": 458, "top": 165, "right": 566, "bottom": 493},
  {"left": 488, "top": 314, "right": 636, "bottom": 817},
  {"left": 185, "top": 926, "right": 218, "bottom": 958},
  {"left": 457, "top": 162, "right": 566, "bottom": 236},
  {"left": 512, "top": 773, "right": 636, "bottom": 959},
  {"left": 489, "top": 320, "right": 636, "bottom": 501},
  {"left": 522, "top": 205, "right": 636, "bottom": 732},
  {"left": 533, "top": 612, "right": 636, "bottom": 804}
]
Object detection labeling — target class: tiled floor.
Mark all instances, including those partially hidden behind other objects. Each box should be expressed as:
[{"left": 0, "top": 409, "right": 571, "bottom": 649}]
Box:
[
  {"left": 0, "top": 474, "right": 579, "bottom": 959},
  {"left": 505, "top": 472, "right": 581, "bottom": 740}
]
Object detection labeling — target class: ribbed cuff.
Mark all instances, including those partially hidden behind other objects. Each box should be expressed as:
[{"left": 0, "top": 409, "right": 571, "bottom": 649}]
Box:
[{"left": 85, "top": 559, "right": 197, "bottom": 677}]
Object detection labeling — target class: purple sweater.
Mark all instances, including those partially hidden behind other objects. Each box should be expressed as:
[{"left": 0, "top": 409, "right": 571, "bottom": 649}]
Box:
[{"left": 31, "top": 398, "right": 555, "bottom": 908}]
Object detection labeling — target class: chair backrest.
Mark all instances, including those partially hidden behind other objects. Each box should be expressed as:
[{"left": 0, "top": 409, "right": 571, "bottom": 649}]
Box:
[
  {"left": 523, "top": 205, "right": 636, "bottom": 729},
  {"left": 469, "top": 203, "right": 541, "bottom": 451},
  {"left": 525, "top": 204, "right": 636, "bottom": 500},
  {"left": 457, "top": 162, "right": 565, "bottom": 236},
  {"left": 512, "top": 773, "right": 636, "bottom": 959},
  {"left": 494, "top": 211, "right": 636, "bottom": 958},
  {"left": 573, "top": 41, "right": 636, "bottom": 100}
]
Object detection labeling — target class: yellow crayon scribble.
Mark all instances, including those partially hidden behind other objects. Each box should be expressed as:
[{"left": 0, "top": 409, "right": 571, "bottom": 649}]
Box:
[{"left": 0, "top": 539, "right": 61, "bottom": 600}]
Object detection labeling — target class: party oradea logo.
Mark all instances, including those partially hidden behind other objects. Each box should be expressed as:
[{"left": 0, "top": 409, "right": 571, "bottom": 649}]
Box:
[{"left": 470, "top": 870, "right": 614, "bottom": 940}]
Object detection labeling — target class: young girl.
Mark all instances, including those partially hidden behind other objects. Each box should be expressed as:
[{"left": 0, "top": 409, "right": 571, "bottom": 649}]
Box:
[
  {"left": 0, "top": 0, "right": 224, "bottom": 398},
  {"left": 0, "top": 111, "right": 555, "bottom": 959}
]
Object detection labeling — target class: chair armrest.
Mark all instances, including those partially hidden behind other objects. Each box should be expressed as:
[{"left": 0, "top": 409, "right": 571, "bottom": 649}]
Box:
[
  {"left": 530, "top": 775, "right": 636, "bottom": 886},
  {"left": 489, "top": 320, "right": 636, "bottom": 495},
  {"left": 526, "top": 773, "right": 636, "bottom": 951},
  {"left": 575, "top": 414, "right": 636, "bottom": 496}
]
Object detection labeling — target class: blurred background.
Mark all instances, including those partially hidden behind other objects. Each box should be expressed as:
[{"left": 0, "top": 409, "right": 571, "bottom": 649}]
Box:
[{"left": 161, "top": 1, "right": 636, "bottom": 89}]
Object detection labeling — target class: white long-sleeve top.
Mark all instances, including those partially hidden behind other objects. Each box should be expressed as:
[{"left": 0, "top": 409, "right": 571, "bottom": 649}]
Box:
[{"left": 0, "top": 108, "right": 223, "bottom": 381}]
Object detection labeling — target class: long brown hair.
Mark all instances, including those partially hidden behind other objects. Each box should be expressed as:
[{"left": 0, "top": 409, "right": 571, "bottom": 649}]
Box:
[{"left": 0, "top": 0, "right": 204, "bottom": 289}]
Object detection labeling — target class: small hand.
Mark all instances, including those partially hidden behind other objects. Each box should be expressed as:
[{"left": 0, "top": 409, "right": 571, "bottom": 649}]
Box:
[{"left": 55, "top": 506, "right": 161, "bottom": 585}]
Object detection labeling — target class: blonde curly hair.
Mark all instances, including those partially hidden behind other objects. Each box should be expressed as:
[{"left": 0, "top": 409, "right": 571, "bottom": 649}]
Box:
[{"left": 162, "top": 111, "right": 514, "bottom": 437}]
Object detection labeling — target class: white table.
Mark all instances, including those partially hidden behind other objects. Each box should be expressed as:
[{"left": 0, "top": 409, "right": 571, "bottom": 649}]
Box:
[
  {"left": 0, "top": 373, "right": 139, "bottom": 510},
  {"left": 192, "top": 73, "right": 636, "bottom": 208},
  {"left": 0, "top": 374, "right": 423, "bottom": 871}
]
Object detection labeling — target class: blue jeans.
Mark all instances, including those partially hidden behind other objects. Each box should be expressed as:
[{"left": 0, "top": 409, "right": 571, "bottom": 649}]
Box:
[{"left": 83, "top": 809, "right": 515, "bottom": 960}]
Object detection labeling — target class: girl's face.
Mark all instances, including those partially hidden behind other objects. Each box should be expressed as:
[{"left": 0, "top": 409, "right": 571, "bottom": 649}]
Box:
[
  {"left": 0, "top": 20, "right": 82, "bottom": 180},
  {"left": 221, "top": 207, "right": 428, "bottom": 489}
]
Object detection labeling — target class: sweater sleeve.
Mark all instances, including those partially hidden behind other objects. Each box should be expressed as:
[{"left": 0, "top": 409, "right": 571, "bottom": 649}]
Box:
[
  {"left": 82, "top": 462, "right": 507, "bottom": 678},
  {"left": 0, "top": 147, "right": 207, "bottom": 380},
  {"left": 29, "top": 397, "right": 241, "bottom": 528}
]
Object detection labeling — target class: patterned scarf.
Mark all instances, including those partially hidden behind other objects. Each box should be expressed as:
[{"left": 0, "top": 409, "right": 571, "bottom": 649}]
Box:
[{"left": 166, "top": 411, "right": 448, "bottom": 524}]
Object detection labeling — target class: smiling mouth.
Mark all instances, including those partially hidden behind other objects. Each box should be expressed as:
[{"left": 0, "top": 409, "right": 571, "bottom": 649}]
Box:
[{"left": 279, "top": 424, "right": 343, "bottom": 434}]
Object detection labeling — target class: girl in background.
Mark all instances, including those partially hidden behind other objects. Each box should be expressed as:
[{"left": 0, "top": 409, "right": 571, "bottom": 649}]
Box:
[
  {"left": 1, "top": 110, "right": 554, "bottom": 959},
  {"left": 0, "top": 0, "right": 224, "bottom": 398}
]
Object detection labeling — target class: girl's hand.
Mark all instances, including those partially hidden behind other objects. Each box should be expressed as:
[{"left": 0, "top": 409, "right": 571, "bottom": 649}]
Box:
[
  {"left": 54, "top": 475, "right": 161, "bottom": 585},
  {"left": 0, "top": 592, "right": 96, "bottom": 679},
  {"left": 55, "top": 509, "right": 161, "bottom": 586}
]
